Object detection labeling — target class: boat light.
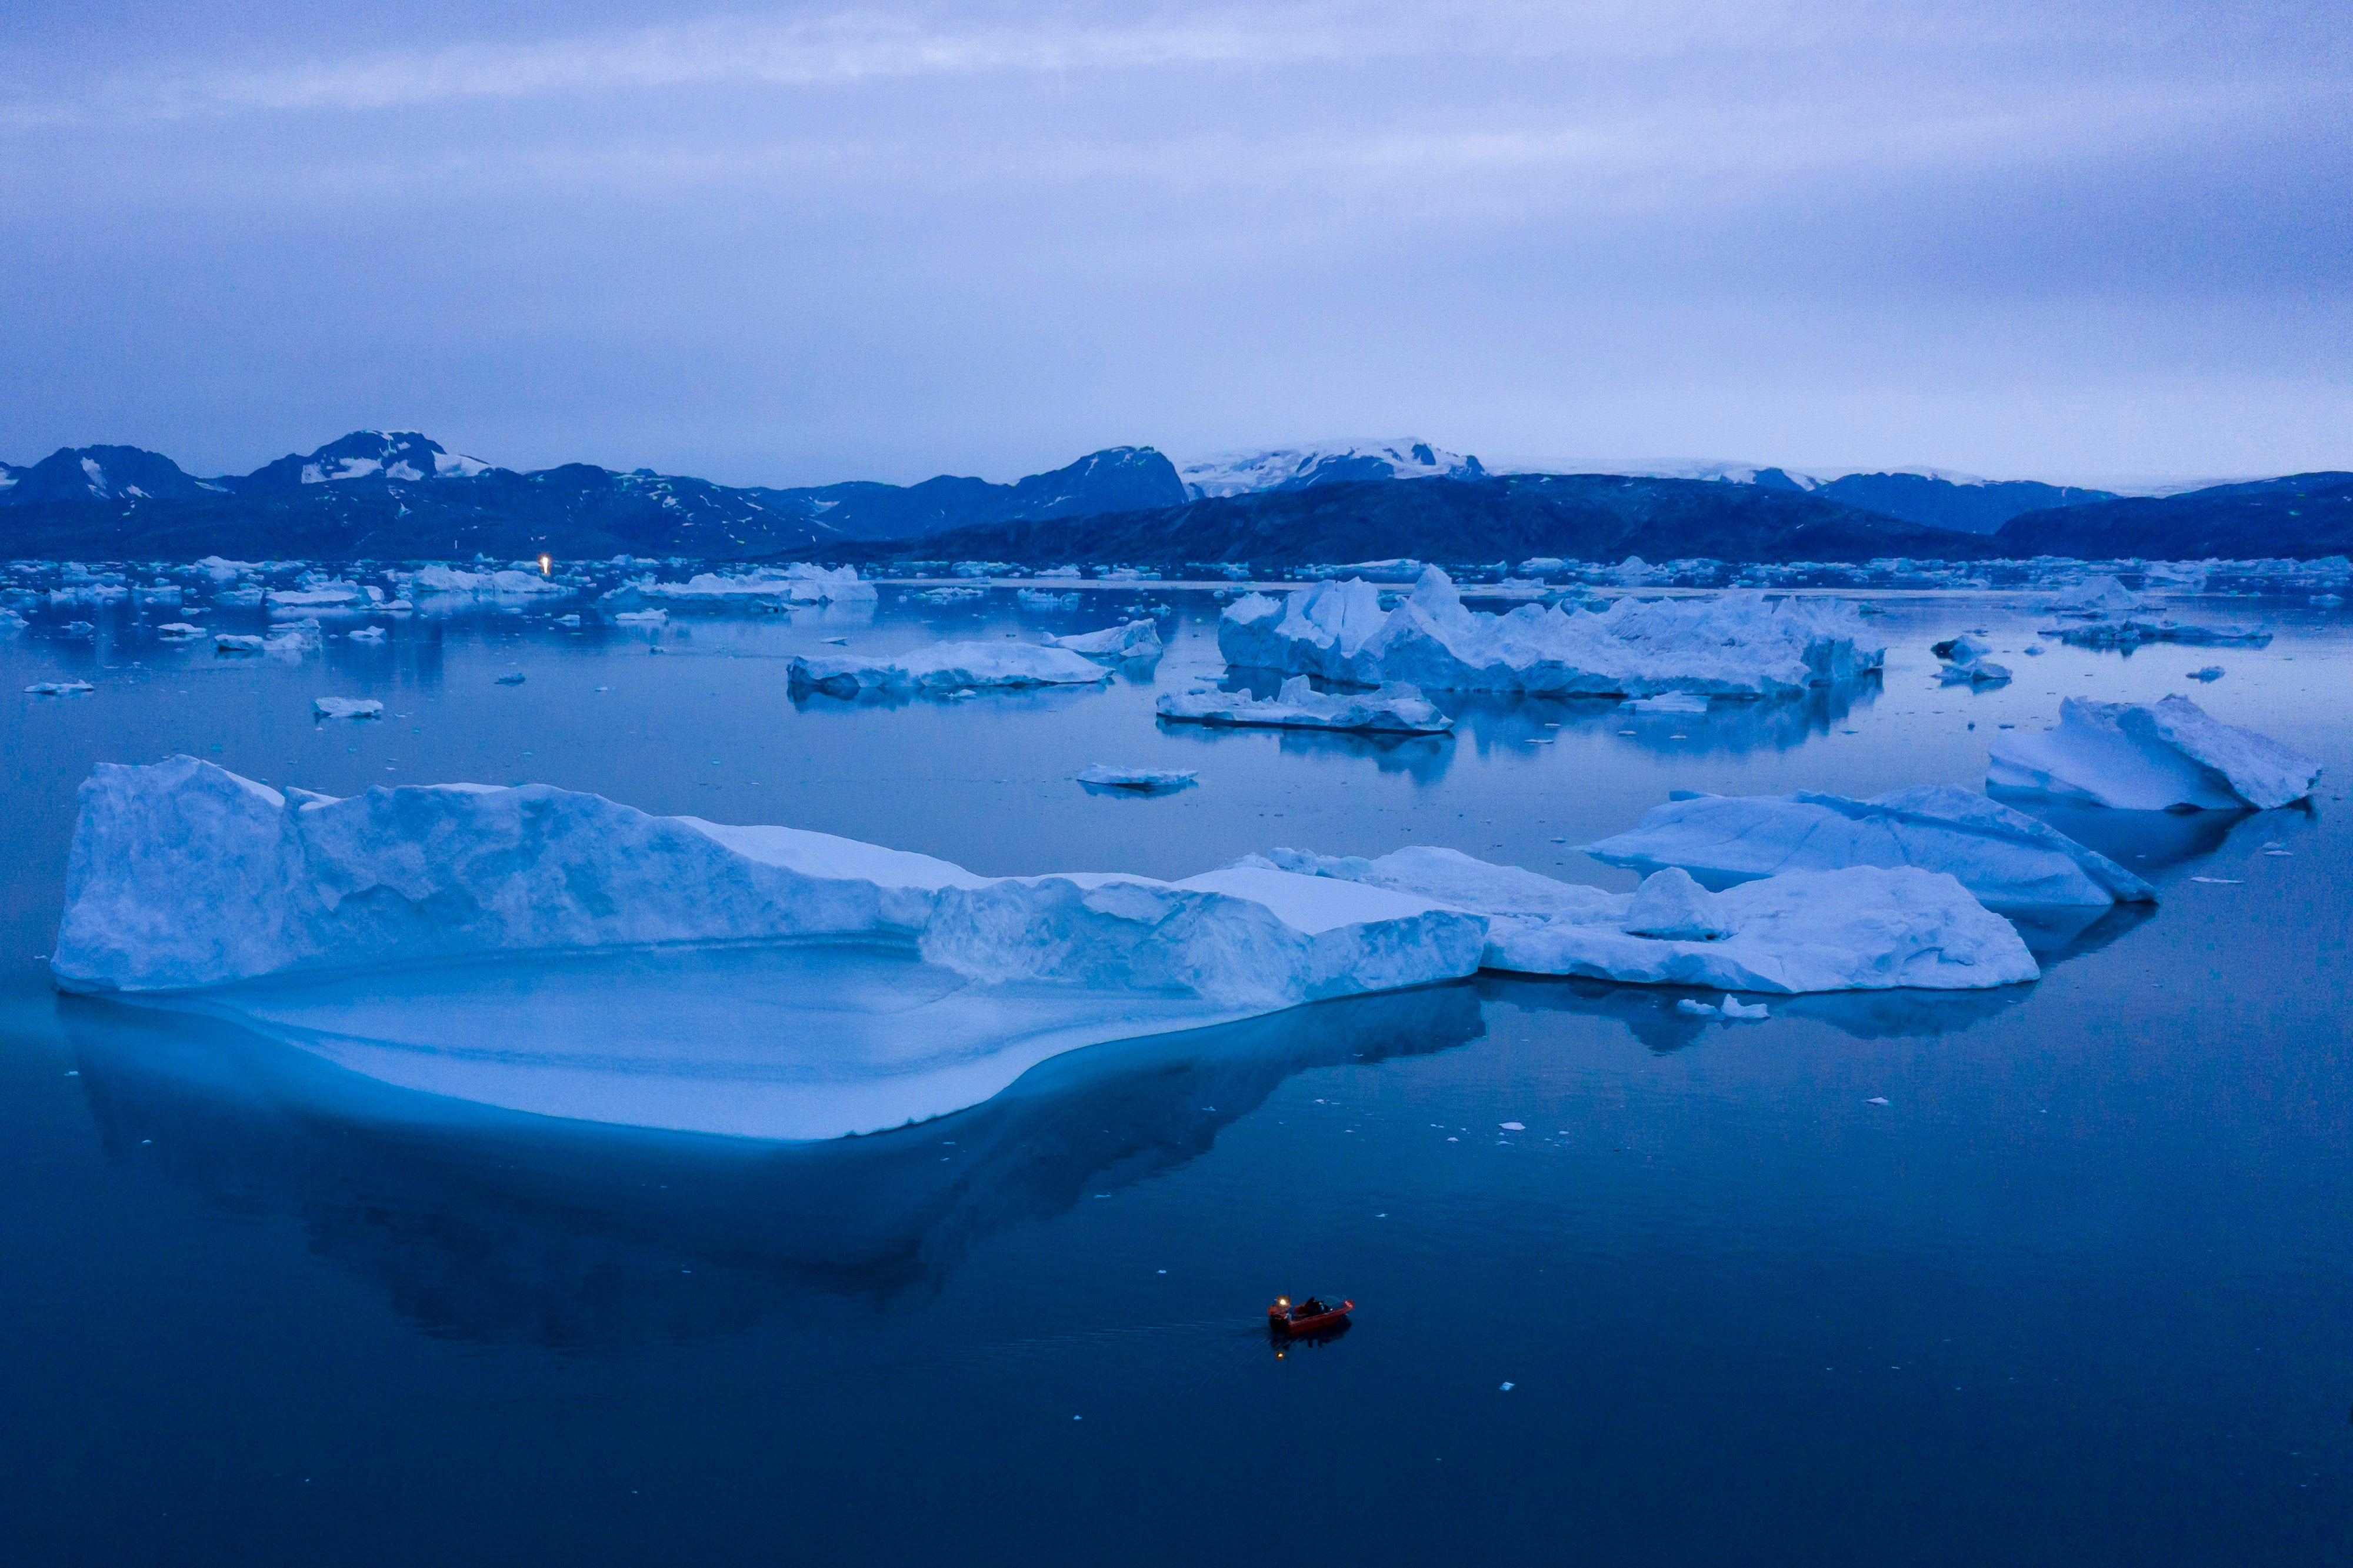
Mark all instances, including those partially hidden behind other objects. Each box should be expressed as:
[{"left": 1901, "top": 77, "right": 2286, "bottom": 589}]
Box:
[{"left": 538, "top": 554, "right": 553, "bottom": 576}]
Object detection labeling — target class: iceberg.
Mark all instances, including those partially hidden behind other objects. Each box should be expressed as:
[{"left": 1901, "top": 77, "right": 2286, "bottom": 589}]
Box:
[
  {"left": 409, "top": 565, "right": 571, "bottom": 598},
  {"left": 49, "top": 759, "right": 1485, "bottom": 1138},
  {"left": 1016, "top": 589, "right": 1082, "bottom": 610},
  {"left": 1584, "top": 785, "right": 2158, "bottom": 907},
  {"left": 2042, "top": 618, "right": 2271, "bottom": 650},
  {"left": 1987, "top": 695, "right": 2321, "bottom": 811},
  {"left": 788, "top": 641, "right": 1113, "bottom": 696},
  {"left": 1155, "top": 676, "right": 1455, "bottom": 735},
  {"left": 156, "top": 623, "right": 203, "bottom": 639},
  {"left": 1620, "top": 692, "right": 1709, "bottom": 714},
  {"left": 1218, "top": 568, "right": 1881, "bottom": 696},
  {"left": 1236, "top": 846, "right": 2038, "bottom": 993},
  {"left": 2044, "top": 575, "right": 2145, "bottom": 616},
  {"left": 313, "top": 698, "right": 384, "bottom": 720},
  {"left": 1075, "top": 765, "right": 1197, "bottom": 793},
  {"left": 268, "top": 583, "right": 362, "bottom": 609},
  {"left": 346, "top": 626, "right": 387, "bottom": 643},
  {"left": 1046, "top": 620, "right": 1163, "bottom": 659},
  {"left": 213, "top": 633, "right": 265, "bottom": 653},
  {"left": 1931, "top": 633, "right": 2011, "bottom": 685}
]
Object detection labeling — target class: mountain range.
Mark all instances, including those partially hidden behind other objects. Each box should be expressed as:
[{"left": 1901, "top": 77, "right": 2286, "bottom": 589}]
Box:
[{"left": 1, "top": 431, "right": 2344, "bottom": 563}]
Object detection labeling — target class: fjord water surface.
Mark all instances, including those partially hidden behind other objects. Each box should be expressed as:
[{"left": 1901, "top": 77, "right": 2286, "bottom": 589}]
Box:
[{"left": 2, "top": 589, "right": 2348, "bottom": 1565}]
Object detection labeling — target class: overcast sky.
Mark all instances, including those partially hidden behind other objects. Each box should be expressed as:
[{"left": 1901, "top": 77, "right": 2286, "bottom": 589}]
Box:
[{"left": 3, "top": 1, "right": 2347, "bottom": 486}]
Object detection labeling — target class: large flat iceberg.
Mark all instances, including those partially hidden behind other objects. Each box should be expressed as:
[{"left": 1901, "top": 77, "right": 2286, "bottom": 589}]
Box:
[
  {"left": 788, "top": 641, "right": 1113, "bottom": 695},
  {"left": 1046, "top": 620, "right": 1162, "bottom": 659},
  {"left": 1987, "top": 695, "right": 2320, "bottom": 810},
  {"left": 1156, "top": 675, "right": 1455, "bottom": 734},
  {"left": 634, "top": 565, "right": 876, "bottom": 605},
  {"left": 1583, "top": 786, "right": 2157, "bottom": 907},
  {"left": 1218, "top": 568, "right": 1882, "bottom": 696},
  {"left": 51, "top": 759, "right": 1484, "bottom": 1137},
  {"left": 1237, "top": 846, "right": 2038, "bottom": 993}
]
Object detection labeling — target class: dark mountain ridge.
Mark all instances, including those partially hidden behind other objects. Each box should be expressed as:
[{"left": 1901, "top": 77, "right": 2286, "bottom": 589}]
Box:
[
  {"left": 1995, "top": 473, "right": 2353, "bottom": 559},
  {"left": 768, "top": 474, "right": 2008, "bottom": 568}
]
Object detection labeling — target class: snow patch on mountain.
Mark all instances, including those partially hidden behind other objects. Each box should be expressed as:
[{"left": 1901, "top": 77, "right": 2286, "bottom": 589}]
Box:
[{"left": 1179, "top": 439, "right": 1486, "bottom": 499}]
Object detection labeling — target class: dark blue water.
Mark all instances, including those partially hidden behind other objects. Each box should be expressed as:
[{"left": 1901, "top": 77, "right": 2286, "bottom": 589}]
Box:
[{"left": 4, "top": 584, "right": 2349, "bottom": 1564}]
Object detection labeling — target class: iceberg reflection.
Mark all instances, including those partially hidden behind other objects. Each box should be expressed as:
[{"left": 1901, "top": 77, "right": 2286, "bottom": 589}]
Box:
[{"left": 61, "top": 983, "right": 1485, "bottom": 1348}]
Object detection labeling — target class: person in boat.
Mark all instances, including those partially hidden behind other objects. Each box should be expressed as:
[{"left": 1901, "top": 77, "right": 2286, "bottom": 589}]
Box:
[{"left": 1294, "top": 1297, "right": 1327, "bottom": 1317}]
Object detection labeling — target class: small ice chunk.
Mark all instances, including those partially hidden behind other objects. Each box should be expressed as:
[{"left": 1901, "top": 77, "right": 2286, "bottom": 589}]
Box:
[
  {"left": 1499, "top": 1120, "right": 1525, "bottom": 1131},
  {"left": 1623, "top": 867, "right": 1732, "bottom": 940},
  {"left": 312, "top": 698, "right": 384, "bottom": 719},
  {"left": 1075, "top": 765, "right": 1197, "bottom": 793},
  {"left": 612, "top": 609, "right": 668, "bottom": 625},
  {"left": 156, "top": 623, "right": 202, "bottom": 639},
  {"left": 1620, "top": 692, "right": 1708, "bottom": 713},
  {"left": 1677, "top": 998, "right": 1719, "bottom": 1016},
  {"left": 1719, "top": 995, "right": 1769, "bottom": 1019},
  {"left": 214, "top": 633, "right": 265, "bottom": 653},
  {"left": 2189, "top": 665, "right": 2224, "bottom": 682},
  {"left": 346, "top": 626, "right": 387, "bottom": 643},
  {"left": 495, "top": 673, "right": 527, "bottom": 686},
  {"left": 790, "top": 640, "right": 1113, "bottom": 696},
  {"left": 26, "top": 680, "right": 95, "bottom": 696},
  {"left": 1865, "top": 1096, "right": 1889, "bottom": 1106}
]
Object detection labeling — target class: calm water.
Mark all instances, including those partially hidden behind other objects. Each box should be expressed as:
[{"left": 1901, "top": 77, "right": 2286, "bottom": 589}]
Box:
[{"left": 2, "top": 585, "right": 2349, "bottom": 1565}]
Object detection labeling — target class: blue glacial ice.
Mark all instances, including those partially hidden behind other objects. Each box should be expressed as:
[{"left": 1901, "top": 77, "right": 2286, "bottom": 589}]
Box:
[
  {"left": 1986, "top": 695, "right": 2320, "bottom": 810},
  {"left": 1584, "top": 785, "right": 2157, "bottom": 908},
  {"left": 788, "top": 641, "right": 1113, "bottom": 695}
]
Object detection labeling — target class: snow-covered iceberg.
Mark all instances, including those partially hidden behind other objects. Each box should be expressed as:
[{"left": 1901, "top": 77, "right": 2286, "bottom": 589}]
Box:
[
  {"left": 1237, "top": 847, "right": 2038, "bottom": 993},
  {"left": 1218, "top": 568, "right": 1882, "bottom": 697},
  {"left": 788, "top": 641, "right": 1114, "bottom": 696},
  {"left": 312, "top": 698, "right": 384, "bottom": 720},
  {"left": 1987, "top": 695, "right": 2321, "bottom": 810},
  {"left": 409, "top": 565, "right": 569, "bottom": 598},
  {"left": 1046, "top": 620, "right": 1162, "bottom": 659},
  {"left": 1155, "top": 676, "right": 1455, "bottom": 734},
  {"left": 51, "top": 759, "right": 1485, "bottom": 1138},
  {"left": 1583, "top": 786, "right": 2157, "bottom": 908}
]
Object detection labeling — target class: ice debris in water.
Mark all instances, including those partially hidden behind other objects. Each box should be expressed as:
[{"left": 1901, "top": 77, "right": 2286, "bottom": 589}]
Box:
[
  {"left": 48, "top": 758, "right": 1489, "bottom": 1137},
  {"left": 2189, "top": 665, "right": 2225, "bottom": 682},
  {"left": 2042, "top": 617, "right": 2270, "bottom": 650},
  {"left": 1075, "top": 765, "right": 1197, "bottom": 793},
  {"left": 494, "top": 672, "right": 527, "bottom": 686},
  {"left": 1677, "top": 998, "right": 1719, "bottom": 1017},
  {"left": 312, "top": 698, "right": 384, "bottom": 720},
  {"left": 1865, "top": 1096, "right": 1890, "bottom": 1106},
  {"left": 1155, "top": 675, "right": 1454, "bottom": 734},
  {"left": 1047, "top": 620, "right": 1163, "bottom": 660},
  {"left": 789, "top": 641, "right": 1112, "bottom": 696},
  {"left": 1500, "top": 1121, "right": 1525, "bottom": 1131},
  {"left": 346, "top": 626, "right": 387, "bottom": 643},
  {"left": 1233, "top": 846, "right": 2038, "bottom": 993},
  {"left": 1620, "top": 692, "right": 1709, "bottom": 714},
  {"left": 156, "top": 623, "right": 202, "bottom": 639},
  {"left": 1720, "top": 996, "right": 1769, "bottom": 1020},
  {"left": 26, "top": 680, "right": 95, "bottom": 696},
  {"left": 625, "top": 565, "right": 875, "bottom": 605},
  {"left": 1987, "top": 695, "right": 2319, "bottom": 810},
  {"left": 1585, "top": 785, "right": 2157, "bottom": 908},
  {"left": 1216, "top": 566, "right": 1883, "bottom": 696}
]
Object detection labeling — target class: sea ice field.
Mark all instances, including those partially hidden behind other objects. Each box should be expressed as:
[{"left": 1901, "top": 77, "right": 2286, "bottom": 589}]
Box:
[{"left": 4, "top": 573, "right": 2350, "bottom": 1564}]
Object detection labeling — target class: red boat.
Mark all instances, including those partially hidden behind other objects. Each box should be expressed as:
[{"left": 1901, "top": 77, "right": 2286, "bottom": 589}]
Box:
[{"left": 1267, "top": 1294, "right": 1354, "bottom": 1335}]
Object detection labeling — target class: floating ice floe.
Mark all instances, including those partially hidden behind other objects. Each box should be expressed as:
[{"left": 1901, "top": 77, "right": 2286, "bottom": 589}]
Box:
[
  {"left": 1987, "top": 695, "right": 2320, "bottom": 810},
  {"left": 313, "top": 698, "right": 384, "bottom": 720},
  {"left": 1047, "top": 620, "right": 1162, "bottom": 659},
  {"left": 268, "top": 583, "right": 362, "bottom": 609},
  {"left": 1932, "top": 633, "right": 2011, "bottom": 685},
  {"left": 1235, "top": 847, "right": 2038, "bottom": 993},
  {"left": 1075, "top": 765, "right": 1197, "bottom": 793},
  {"left": 788, "top": 641, "right": 1113, "bottom": 696},
  {"left": 411, "top": 565, "right": 571, "bottom": 598},
  {"left": 1678, "top": 995, "right": 1768, "bottom": 1020},
  {"left": 1218, "top": 568, "right": 1882, "bottom": 697},
  {"left": 2041, "top": 618, "right": 2269, "bottom": 650},
  {"left": 612, "top": 609, "right": 667, "bottom": 625},
  {"left": 1156, "top": 675, "right": 1454, "bottom": 735},
  {"left": 494, "top": 672, "right": 527, "bottom": 686},
  {"left": 215, "top": 628, "right": 312, "bottom": 656},
  {"left": 1620, "top": 692, "right": 1709, "bottom": 714},
  {"left": 346, "top": 626, "right": 387, "bottom": 643},
  {"left": 26, "top": 680, "right": 95, "bottom": 696},
  {"left": 2188, "top": 665, "right": 2224, "bottom": 682},
  {"left": 156, "top": 623, "right": 202, "bottom": 639},
  {"left": 1584, "top": 785, "right": 2157, "bottom": 908},
  {"left": 50, "top": 759, "right": 1485, "bottom": 1137},
  {"left": 1016, "top": 589, "right": 1082, "bottom": 610}
]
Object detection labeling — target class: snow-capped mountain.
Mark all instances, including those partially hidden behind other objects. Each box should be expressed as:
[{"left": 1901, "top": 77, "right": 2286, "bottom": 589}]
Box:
[
  {"left": 236, "top": 430, "right": 491, "bottom": 489},
  {"left": 1179, "top": 439, "right": 1486, "bottom": 499},
  {"left": 0, "top": 445, "right": 221, "bottom": 505}
]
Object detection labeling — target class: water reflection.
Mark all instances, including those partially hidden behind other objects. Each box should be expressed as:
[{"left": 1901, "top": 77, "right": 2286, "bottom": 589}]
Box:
[
  {"left": 1475, "top": 970, "right": 2034, "bottom": 1052},
  {"left": 1447, "top": 678, "right": 1881, "bottom": 759},
  {"left": 60, "top": 983, "right": 1484, "bottom": 1351}
]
